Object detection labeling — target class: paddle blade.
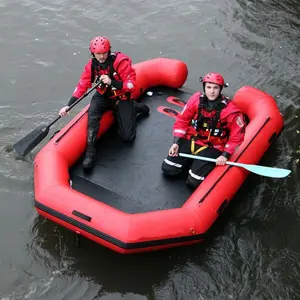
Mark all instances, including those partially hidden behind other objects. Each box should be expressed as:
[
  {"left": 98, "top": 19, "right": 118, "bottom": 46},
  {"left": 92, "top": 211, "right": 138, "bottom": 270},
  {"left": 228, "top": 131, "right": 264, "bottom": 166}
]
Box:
[
  {"left": 241, "top": 164, "right": 291, "bottom": 178},
  {"left": 13, "top": 125, "right": 50, "bottom": 157}
]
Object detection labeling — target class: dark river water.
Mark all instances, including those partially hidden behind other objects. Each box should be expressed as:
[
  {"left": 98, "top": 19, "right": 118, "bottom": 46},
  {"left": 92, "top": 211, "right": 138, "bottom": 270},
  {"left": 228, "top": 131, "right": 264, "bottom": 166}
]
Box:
[{"left": 1, "top": 0, "right": 300, "bottom": 299}]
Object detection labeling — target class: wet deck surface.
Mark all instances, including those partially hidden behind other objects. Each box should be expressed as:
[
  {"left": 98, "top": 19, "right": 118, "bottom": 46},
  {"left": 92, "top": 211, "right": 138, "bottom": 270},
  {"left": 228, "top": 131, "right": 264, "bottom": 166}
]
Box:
[{"left": 70, "top": 88, "right": 194, "bottom": 213}]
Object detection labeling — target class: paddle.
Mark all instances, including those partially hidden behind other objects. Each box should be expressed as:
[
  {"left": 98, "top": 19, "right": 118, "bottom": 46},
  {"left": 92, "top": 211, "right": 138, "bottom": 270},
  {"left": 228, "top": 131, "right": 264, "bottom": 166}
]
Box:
[
  {"left": 178, "top": 153, "right": 291, "bottom": 178},
  {"left": 13, "top": 81, "right": 102, "bottom": 157}
]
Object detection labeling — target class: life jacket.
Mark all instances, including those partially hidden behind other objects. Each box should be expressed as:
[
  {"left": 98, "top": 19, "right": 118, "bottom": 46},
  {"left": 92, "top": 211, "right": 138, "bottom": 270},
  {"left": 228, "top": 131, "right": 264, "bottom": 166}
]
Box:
[
  {"left": 91, "top": 52, "right": 129, "bottom": 100},
  {"left": 192, "top": 94, "right": 231, "bottom": 146}
]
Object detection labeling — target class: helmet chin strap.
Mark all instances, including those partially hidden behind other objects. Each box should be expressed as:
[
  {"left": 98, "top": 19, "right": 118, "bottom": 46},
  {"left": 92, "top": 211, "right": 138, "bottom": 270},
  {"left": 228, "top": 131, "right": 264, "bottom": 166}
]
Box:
[
  {"left": 92, "top": 50, "right": 112, "bottom": 70},
  {"left": 203, "top": 94, "right": 223, "bottom": 112}
]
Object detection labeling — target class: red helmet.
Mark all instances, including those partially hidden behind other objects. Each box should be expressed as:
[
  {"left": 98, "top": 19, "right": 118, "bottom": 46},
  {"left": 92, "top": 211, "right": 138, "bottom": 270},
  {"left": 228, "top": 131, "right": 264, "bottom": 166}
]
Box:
[
  {"left": 202, "top": 72, "right": 225, "bottom": 86},
  {"left": 89, "top": 36, "right": 111, "bottom": 54}
]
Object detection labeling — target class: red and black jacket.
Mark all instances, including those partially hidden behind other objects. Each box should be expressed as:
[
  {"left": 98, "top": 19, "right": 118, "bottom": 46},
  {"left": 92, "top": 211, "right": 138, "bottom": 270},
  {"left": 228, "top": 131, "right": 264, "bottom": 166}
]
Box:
[
  {"left": 173, "top": 92, "right": 246, "bottom": 157},
  {"left": 69, "top": 52, "right": 136, "bottom": 104}
]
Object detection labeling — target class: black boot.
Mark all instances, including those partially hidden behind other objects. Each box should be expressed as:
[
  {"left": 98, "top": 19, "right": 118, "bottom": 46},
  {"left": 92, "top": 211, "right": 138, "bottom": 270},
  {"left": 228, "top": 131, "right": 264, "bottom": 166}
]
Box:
[
  {"left": 82, "top": 129, "right": 97, "bottom": 171},
  {"left": 135, "top": 102, "right": 150, "bottom": 119}
]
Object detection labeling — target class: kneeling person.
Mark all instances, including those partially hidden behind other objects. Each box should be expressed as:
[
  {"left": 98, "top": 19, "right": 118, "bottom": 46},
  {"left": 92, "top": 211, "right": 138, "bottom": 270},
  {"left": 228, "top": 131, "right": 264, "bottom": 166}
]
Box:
[{"left": 58, "top": 36, "right": 149, "bottom": 172}]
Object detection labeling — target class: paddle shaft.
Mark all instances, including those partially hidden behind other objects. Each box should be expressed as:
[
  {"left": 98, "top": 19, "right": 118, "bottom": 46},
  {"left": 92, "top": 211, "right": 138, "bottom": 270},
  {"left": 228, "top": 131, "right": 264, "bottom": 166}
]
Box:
[
  {"left": 47, "top": 81, "right": 101, "bottom": 128},
  {"left": 179, "top": 153, "right": 220, "bottom": 164},
  {"left": 179, "top": 153, "right": 245, "bottom": 167}
]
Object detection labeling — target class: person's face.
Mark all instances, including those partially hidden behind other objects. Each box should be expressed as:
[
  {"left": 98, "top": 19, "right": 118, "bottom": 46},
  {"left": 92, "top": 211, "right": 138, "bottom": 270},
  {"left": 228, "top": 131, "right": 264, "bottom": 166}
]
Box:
[
  {"left": 94, "top": 52, "right": 109, "bottom": 63},
  {"left": 205, "top": 83, "right": 221, "bottom": 101}
]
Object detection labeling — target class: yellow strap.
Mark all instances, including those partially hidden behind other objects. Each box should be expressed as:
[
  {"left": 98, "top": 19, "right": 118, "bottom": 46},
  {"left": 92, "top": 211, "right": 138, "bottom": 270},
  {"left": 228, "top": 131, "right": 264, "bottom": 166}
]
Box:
[{"left": 191, "top": 139, "right": 208, "bottom": 155}]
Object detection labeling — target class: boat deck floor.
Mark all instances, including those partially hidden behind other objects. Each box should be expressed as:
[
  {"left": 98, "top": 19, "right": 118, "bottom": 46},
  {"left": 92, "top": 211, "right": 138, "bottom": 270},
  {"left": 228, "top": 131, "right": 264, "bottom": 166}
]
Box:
[{"left": 69, "top": 88, "right": 193, "bottom": 214}]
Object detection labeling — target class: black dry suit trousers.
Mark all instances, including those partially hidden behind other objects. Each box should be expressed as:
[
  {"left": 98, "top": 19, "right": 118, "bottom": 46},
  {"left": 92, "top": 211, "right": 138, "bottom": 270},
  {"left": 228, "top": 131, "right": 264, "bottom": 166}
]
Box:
[
  {"left": 86, "top": 92, "right": 149, "bottom": 156},
  {"left": 161, "top": 139, "right": 223, "bottom": 189}
]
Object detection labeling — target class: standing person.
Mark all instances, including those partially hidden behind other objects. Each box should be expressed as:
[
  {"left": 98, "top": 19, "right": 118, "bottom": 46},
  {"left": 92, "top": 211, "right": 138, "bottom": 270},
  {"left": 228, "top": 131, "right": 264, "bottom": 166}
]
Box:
[
  {"left": 59, "top": 36, "right": 149, "bottom": 171},
  {"left": 161, "top": 72, "right": 246, "bottom": 189}
]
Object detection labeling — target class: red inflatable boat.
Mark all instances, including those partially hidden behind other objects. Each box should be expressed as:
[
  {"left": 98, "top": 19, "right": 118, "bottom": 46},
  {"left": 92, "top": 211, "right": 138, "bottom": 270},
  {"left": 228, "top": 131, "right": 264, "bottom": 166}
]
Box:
[{"left": 34, "top": 58, "right": 284, "bottom": 254}]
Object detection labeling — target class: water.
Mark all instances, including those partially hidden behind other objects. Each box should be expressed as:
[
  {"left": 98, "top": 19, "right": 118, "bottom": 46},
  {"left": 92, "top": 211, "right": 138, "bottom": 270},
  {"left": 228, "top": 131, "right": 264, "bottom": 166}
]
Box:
[{"left": 0, "top": 0, "right": 300, "bottom": 299}]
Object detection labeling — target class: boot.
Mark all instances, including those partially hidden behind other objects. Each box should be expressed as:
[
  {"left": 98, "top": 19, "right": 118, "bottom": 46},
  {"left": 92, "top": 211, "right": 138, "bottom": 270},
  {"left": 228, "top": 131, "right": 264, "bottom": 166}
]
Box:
[
  {"left": 135, "top": 102, "right": 150, "bottom": 119},
  {"left": 82, "top": 129, "right": 97, "bottom": 171}
]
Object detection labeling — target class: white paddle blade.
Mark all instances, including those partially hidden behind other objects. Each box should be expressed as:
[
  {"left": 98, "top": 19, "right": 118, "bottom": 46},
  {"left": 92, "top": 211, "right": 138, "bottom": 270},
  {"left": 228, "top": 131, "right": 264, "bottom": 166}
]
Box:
[{"left": 236, "top": 163, "right": 291, "bottom": 178}]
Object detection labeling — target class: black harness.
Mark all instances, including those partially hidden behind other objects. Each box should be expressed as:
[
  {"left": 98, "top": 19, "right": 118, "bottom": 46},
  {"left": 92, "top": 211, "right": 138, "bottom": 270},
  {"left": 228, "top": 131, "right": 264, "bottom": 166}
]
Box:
[
  {"left": 90, "top": 53, "right": 130, "bottom": 100},
  {"left": 195, "top": 95, "right": 229, "bottom": 139},
  {"left": 90, "top": 53, "right": 118, "bottom": 84}
]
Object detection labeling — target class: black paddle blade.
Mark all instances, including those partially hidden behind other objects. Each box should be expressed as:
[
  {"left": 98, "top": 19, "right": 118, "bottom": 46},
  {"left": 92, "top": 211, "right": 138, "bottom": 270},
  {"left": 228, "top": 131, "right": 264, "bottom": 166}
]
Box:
[{"left": 13, "top": 125, "right": 50, "bottom": 157}]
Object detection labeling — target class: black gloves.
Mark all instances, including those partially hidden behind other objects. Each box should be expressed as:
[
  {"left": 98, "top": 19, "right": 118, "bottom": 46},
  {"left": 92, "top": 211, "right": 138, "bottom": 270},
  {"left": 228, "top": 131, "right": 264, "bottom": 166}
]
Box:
[{"left": 67, "top": 96, "right": 78, "bottom": 107}]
